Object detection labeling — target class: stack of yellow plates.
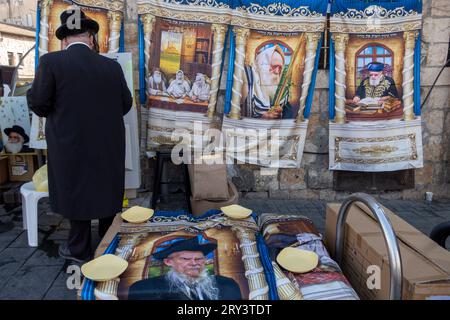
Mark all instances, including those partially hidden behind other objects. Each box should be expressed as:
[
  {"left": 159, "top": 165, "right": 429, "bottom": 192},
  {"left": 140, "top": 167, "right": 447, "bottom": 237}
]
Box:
[
  {"left": 276, "top": 247, "right": 319, "bottom": 273},
  {"left": 81, "top": 254, "right": 128, "bottom": 281},
  {"left": 121, "top": 206, "right": 154, "bottom": 223},
  {"left": 221, "top": 204, "right": 253, "bottom": 219}
]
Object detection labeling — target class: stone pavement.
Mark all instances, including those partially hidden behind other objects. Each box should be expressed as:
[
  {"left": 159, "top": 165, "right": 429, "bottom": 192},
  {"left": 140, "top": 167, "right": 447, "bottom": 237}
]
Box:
[{"left": 0, "top": 192, "right": 449, "bottom": 300}]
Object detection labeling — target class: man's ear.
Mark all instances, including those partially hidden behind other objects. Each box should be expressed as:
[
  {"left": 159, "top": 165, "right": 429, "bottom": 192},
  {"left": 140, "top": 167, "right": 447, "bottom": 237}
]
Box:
[{"left": 163, "top": 258, "right": 173, "bottom": 267}]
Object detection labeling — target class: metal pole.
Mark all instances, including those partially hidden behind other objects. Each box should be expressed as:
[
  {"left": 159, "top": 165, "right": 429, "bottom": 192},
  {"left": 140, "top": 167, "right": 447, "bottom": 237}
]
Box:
[
  {"left": 10, "top": 44, "right": 36, "bottom": 96},
  {"left": 335, "top": 192, "right": 403, "bottom": 300}
]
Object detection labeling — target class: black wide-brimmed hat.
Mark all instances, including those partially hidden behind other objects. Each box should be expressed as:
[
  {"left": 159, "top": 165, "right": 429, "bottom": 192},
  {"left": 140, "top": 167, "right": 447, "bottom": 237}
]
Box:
[
  {"left": 55, "top": 8, "right": 99, "bottom": 40},
  {"left": 4, "top": 125, "right": 29, "bottom": 143},
  {"left": 367, "top": 61, "right": 385, "bottom": 72},
  {"left": 153, "top": 237, "right": 217, "bottom": 260}
]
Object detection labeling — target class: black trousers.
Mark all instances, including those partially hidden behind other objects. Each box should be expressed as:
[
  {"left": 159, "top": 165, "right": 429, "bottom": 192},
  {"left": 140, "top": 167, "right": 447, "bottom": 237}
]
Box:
[{"left": 67, "top": 216, "right": 115, "bottom": 259}]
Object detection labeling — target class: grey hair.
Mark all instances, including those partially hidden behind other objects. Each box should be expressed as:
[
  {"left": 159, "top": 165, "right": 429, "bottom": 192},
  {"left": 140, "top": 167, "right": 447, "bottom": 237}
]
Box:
[{"left": 165, "top": 269, "right": 219, "bottom": 300}]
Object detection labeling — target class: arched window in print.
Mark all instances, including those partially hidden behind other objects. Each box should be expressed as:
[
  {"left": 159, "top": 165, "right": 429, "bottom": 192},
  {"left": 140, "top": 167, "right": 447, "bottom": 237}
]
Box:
[{"left": 355, "top": 43, "right": 394, "bottom": 86}]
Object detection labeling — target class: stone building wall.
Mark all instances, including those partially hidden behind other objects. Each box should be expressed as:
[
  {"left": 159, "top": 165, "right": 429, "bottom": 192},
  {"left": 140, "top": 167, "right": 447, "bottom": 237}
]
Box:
[
  {"left": 124, "top": 0, "right": 450, "bottom": 200},
  {"left": 0, "top": 0, "right": 36, "bottom": 28},
  {"left": 0, "top": 23, "right": 35, "bottom": 82}
]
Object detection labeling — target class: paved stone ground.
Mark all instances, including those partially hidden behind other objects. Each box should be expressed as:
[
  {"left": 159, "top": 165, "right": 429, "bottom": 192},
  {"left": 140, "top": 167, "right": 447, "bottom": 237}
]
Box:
[{"left": 0, "top": 191, "right": 449, "bottom": 300}]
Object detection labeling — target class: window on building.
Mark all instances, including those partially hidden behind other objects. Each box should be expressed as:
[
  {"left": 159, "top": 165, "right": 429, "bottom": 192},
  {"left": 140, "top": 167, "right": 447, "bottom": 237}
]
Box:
[
  {"left": 7, "top": 52, "right": 15, "bottom": 66},
  {"left": 334, "top": 170, "right": 415, "bottom": 192},
  {"left": 446, "top": 38, "right": 450, "bottom": 67},
  {"left": 26, "top": 14, "right": 33, "bottom": 27},
  {"left": 17, "top": 53, "right": 23, "bottom": 68},
  {"left": 318, "top": 12, "right": 330, "bottom": 70}
]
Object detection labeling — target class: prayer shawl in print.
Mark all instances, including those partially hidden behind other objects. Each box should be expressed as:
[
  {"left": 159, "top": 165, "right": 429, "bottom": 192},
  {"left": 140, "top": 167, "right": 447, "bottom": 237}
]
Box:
[
  {"left": 259, "top": 214, "right": 359, "bottom": 300},
  {"left": 328, "top": 0, "right": 423, "bottom": 171}
]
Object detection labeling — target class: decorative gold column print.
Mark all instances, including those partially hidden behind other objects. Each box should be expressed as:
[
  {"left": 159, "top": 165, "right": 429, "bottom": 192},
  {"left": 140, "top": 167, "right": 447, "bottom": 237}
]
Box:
[
  {"left": 271, "top": 262, "right": 303, "bottom": 300},
  {"left": 38, "top": 0, "right": 53, "bottom": 57},
  {"left": 229, "top": 27, "right": 250, "bottom": 120},
  {"left": 332, "top": 33, "right": 349, "bottom": 124},
  {"left": 297, "top": 32, "right": 321, "bottom": 122},
  {"left": 402, "top": 31, "right": 418, "bottom": 121},
  {"left": 232, "top": 226, "right": 269, "bottom": 300},
  {"left": 107, "top": 11, "right": 122, "bottom": 53},
  {"left": 95, "top": 234, "right": 143, "bottom": 300},
  {"left": 141, "top": 14, "right": 156, "bottom": 83},
  {"left": 37, "top": 0, "right": 51, "bottom": 142},
  {"left": 207, "top": 23, "right": 228, "bottom": 118},
  {"left": 141, "top": 14, "right": 156, "bottom": 152}
]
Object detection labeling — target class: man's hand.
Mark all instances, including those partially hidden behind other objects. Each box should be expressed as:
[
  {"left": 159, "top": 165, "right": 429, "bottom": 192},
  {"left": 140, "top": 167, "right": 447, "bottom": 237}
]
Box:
[
  {"left": 352, "top": 96, "right": 361, "bottom": 104},
  {"left": 261, "top": 110, "right": 281, "bottom": 119}
]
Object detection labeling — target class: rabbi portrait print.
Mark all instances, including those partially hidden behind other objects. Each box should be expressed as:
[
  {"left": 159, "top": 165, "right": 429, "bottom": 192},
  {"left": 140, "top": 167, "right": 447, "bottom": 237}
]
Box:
[
  {"left": 128, "top": 237, "right": 242, "bottom": 300},
  {"left": 241, "top": 32, "right": 306, "bottom": 120},
  {"left": 344, "top": 33, "right": 404, "bottom": 120}
]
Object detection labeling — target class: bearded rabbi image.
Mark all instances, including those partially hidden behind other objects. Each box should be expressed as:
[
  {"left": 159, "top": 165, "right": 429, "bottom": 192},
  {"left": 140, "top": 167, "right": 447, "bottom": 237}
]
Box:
[{"left": 242, "top": 37, "right": 306, "bottom": 120}]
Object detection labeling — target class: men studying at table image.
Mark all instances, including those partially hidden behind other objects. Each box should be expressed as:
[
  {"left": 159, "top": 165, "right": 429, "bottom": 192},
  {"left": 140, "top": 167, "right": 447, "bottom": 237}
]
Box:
[
  {"left": 188, "top": 73, "right": 210, "bottom": 102},
  {"left": 352, "top": 61, "right": 399, "bottom": 105},
  {"left": 147, "top": 68, "right": 168, "bottom": 96},
  {"left": 167, "top": 69, "right": 191, "bottom": 99},
  {"left": 128, "top": 237, "right": 242, "bottom": 300}
]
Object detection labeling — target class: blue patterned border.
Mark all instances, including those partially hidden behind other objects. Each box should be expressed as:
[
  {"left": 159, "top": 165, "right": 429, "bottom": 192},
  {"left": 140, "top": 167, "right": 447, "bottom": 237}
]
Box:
[
  {"left": 331, "top": 0, "right": 422, "bottom": 15},
  {"left": 34, "top": 3, "right": 41, "bottom": 70},
  {"left": 81, "top": 235, "right": 121, "bottom": 300},
  {"left": 414, "top": 32, "right": 421, "bottom": 116},
  {"left": 119, "top": 21, "right": 125, "bottom": 53},
  {"left": 138, "top": 17, "right": 146, "bottom": 105},
  {"left": 303, "top": 35, "right": 323, "bottom": 120},
  {"left": 224, "top": 29, "right": 235, "bottom": 115}
]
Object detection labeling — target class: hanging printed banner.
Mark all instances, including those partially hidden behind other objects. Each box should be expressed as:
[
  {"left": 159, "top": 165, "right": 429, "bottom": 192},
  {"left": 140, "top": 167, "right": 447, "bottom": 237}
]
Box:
[
  {"left": 222, "top": 0, "right": 327, "bottom": 168},
  {"left": 31, "top": 0, "right": 125, "bottom": 148},
  {"left": 329, "top": 0, "right": 423, "bottom": 171},
  {"left": 138, "top": 0, "right": 230, "bottom": 152}
]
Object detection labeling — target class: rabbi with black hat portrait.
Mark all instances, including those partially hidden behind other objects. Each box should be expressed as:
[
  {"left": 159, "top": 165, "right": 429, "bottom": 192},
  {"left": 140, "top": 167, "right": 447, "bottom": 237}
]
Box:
[
  {"left": 26, "top": 7, "right": 132, "bottom": 263},
  {"left": 3, "top": 125, "right": 33, "bottom": 154},
  {"left": 128, "top": 236, "right": 242, "bottom": 300},
  {"left": 352, "top": 61, "right": 399, "bottom": 105}
]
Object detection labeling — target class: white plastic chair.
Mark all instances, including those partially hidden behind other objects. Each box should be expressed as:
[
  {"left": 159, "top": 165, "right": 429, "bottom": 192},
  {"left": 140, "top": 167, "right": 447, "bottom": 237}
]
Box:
[{"left": 20, "top": 181, "right": 49, "bottom": 247}]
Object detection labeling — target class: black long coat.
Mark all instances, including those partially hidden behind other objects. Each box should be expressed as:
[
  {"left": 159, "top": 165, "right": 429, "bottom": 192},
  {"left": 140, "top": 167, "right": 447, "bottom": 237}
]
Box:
[
  {"left": 127, "top": 275, "right": 243, "bottom": 300},
  {"left": 27, "top": 44, "right": 132, "bottom": 220}
]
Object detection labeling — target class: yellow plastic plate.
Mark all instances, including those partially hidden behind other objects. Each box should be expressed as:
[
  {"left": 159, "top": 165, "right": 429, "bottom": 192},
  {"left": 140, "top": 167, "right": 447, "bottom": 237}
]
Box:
[
  {"left": 81, "top": 254, "right": 128, "bottom": 281},
  {"left": 121, "top": 206, "right": 154, "bottom": 223},
  {"left": 276, "top": 247, "right": 319, "bottom": 273},
  {"left": 221, "top": 204, "right": 253, "bottom": 219}
]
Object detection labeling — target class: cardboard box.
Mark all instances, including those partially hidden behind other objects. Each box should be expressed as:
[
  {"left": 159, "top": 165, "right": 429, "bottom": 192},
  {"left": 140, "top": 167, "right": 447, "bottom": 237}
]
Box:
[
  {"left": 187, "top": 163, "right": 229, "bottom": 201},
  {"left": 0, "top": 156, "right": 8, "bottom": 184},
  {"left": 7, "top": 154, "right": 38, "bottom": 182},
  {"left": 190, "top": 180, "right": 239, "bottom": 217},
  {"left": 325, "top": 202, "right": 450, "bottom": 300}
]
